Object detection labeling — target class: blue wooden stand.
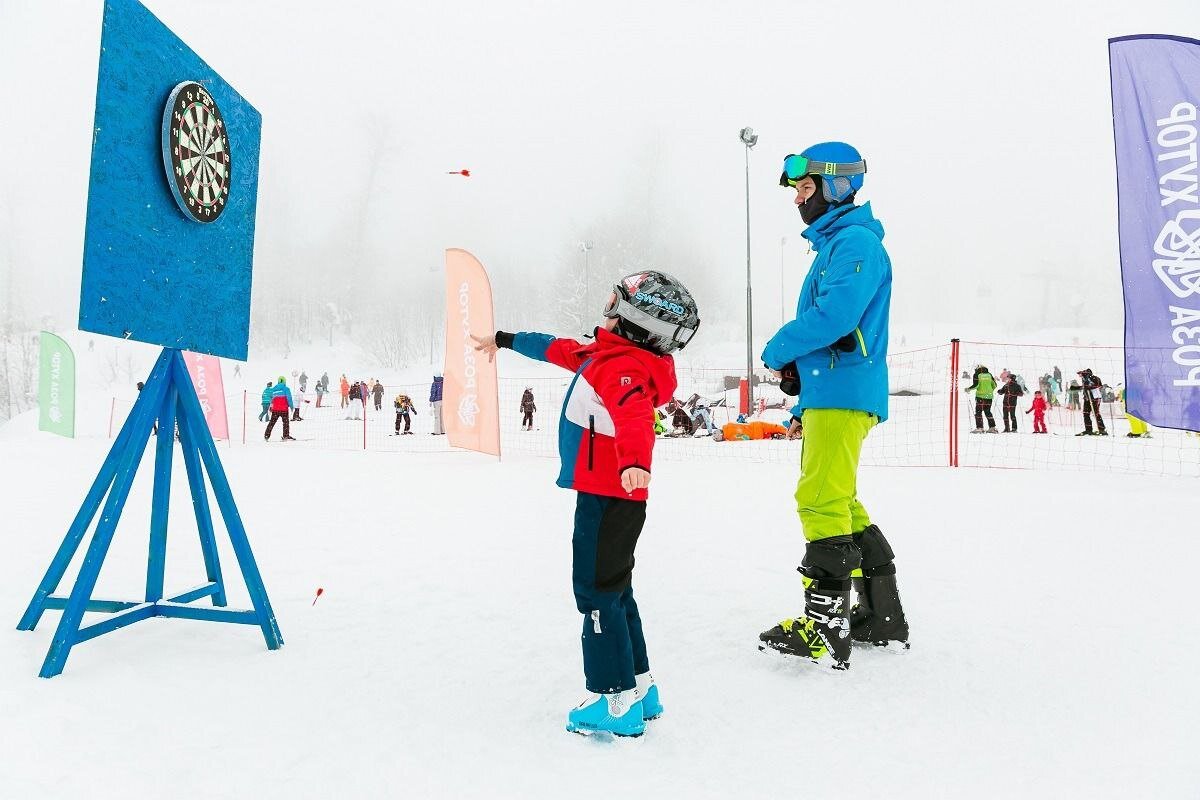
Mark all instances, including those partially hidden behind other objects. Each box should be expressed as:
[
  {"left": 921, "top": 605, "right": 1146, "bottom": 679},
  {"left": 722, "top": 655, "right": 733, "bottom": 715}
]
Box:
[{"left": 16, "top": 348, "right": 282, "bottom": 678}]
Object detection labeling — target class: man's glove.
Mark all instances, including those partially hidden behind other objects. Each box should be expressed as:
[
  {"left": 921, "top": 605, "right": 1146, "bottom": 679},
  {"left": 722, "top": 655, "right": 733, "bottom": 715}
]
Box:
[{"left": 778, "top": 362, "right": 801, "bottom": 396}]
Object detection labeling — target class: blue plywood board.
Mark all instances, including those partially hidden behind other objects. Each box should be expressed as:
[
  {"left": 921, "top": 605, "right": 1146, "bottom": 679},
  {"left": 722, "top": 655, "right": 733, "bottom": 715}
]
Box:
[{"left": 79, "top": 0, "right": 260, "bottom": 360}]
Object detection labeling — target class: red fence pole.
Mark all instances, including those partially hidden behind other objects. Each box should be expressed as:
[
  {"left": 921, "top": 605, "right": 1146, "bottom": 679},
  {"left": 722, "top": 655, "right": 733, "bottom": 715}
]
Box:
[
  {"left": 108, "top": 397, "right": 115, "bottom": 439},
  {"left": 949, "top": 338, "right": 960, "bottom": 467},
  {"left": 363, "top": 399, "right": 368, "bottom": 451}
]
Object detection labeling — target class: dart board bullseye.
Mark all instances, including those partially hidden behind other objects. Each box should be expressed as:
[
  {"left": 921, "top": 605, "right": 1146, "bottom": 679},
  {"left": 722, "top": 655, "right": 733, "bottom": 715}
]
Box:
[{"left": 161, "top": 81, "right": 231, "bottom": 223}]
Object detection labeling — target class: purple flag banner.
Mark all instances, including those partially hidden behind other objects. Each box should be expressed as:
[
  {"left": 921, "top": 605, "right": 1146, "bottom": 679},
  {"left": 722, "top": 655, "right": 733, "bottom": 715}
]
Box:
[{"left": 1110, "top": 34, "right": 1200, "bottom": 432}]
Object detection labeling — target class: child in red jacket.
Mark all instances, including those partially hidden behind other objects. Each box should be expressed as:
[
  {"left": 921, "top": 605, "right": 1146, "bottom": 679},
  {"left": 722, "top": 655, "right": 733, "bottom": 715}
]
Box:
[
  {"left": 1027, "top": 389, "right": 1048, "bottom": 433},
  {"left": 475, "top": 271, "right": 700, "bottom": 738}
]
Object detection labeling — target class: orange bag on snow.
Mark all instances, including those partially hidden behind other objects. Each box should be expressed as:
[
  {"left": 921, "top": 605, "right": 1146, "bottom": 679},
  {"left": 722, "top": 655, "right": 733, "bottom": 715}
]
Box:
[{"left": 720, "top": 421, "right": 788, "bottom": 441}]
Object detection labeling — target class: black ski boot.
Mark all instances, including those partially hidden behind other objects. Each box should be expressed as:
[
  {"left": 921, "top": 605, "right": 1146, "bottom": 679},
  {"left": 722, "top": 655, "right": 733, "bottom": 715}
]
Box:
[
  {"left": 849, "top": 564, "right": 909, "bottom": 650},
  {"left": 759, "top": 577, "right": 853, "bottom": 669}
]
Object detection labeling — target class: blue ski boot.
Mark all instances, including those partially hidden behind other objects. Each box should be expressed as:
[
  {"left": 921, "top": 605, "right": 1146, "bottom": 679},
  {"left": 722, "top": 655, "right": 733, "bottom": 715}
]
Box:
[
  {"left": 566, "top": 689, "right": 644, "bottom": 737},
  {"left": 636, "top": 672, "right": 663, "bottom": 721}
]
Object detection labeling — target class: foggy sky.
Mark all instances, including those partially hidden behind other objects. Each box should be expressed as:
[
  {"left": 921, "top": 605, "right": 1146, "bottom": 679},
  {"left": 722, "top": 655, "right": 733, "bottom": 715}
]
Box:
[{"left": 1, "top": 0, "right": 1197, "bottom": 345}]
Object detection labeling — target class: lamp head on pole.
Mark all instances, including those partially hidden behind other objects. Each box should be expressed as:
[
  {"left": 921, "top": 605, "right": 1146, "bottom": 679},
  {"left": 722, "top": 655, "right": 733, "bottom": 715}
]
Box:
[{"left": 739, "top": 127, "right": 758, "bottom": 148}]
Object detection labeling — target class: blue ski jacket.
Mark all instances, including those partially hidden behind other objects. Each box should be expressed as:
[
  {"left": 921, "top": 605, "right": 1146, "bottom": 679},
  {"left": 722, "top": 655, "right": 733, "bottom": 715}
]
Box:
[
  {"left": 268, "top": 383, "right": 294, "bottom": 412},
  {"left": 762, "top": 202, "right": 891, "bottom": 422}
]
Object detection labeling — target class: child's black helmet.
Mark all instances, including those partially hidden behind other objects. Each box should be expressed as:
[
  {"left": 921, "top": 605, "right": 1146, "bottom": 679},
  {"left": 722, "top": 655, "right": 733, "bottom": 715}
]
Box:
[{"left": 603, "top": 271, "right": 700, "bottom": 354}]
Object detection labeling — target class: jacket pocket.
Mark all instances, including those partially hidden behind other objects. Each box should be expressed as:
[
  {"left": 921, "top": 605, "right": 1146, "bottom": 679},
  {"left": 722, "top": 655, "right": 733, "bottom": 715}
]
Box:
[
  {"left": 587, "top": 415, "right": 595, "bottom": 471},
  {"left": 853, "top": 326, "right": 868, "bottom": 357}
]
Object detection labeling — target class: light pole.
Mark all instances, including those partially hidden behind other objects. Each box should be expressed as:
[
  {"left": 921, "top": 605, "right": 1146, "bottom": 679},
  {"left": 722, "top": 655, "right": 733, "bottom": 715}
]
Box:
[
  {"left": 780, "top": 236, "right": 788, "bottom": 328},
  {"left": 739, "top": 126, "right": 758, "bottom": 413},
  {"left": 580, "top": 240, "right": 594, "bottom": 302},
  {"left": 579, "top": 240, "right": 594, "bottom": 332}
]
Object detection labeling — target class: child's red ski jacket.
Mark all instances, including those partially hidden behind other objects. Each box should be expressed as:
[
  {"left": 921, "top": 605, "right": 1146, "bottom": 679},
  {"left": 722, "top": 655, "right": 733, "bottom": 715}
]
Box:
[{"left": 502, "top": 328, "right": 676, "bottom": 501}]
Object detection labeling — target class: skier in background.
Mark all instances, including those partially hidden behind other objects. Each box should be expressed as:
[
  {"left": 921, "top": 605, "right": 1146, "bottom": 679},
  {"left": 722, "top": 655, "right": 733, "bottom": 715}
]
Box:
[
  {"left": 259, "top": 381, "right": 273, "bottom": 423},
  {"left": 757, "top": 142, "right": 909, "bottom": 670},
  {"left": 291, "top": 382, "right": 308, "bottom": 422},
  {"left": 299, "top": 370, "right": 308, "bottom": 393},
  {"left": 372, "top": 379, "right": 385, "bottom": 412},
  {"left": 965, "top": 366, "right": 999, "bottom": 433},
  {"left": 473, "top": 269, "right": 700, "bottom": 738},
  {"left": 1048, "top": 374, "right": 1061, "bottom": 407},
  {"left": 520, "top": 387, "right": 536, "bottom": 430},
  {"left": 347, "top": 380, "right": 362, "bottom": 420},
  {"left": 1121, "top": 385, "right": 1152, "bottom": 438},
  {"left": 1076, "top": 368, "right": 1108, "bottom": 436},
  {"left": 998, "top": 373, "right": 1024, "bottom": 432},
  {"left": 429, "top": 374, "right": 445, "bottom": 435},
  {"left": 684, "top": 393, "right": 715, "bottom": 437},
  {"left": 393, "top": 393, "right": 417, "bottom": 435},
  {"left": 662, "top": 399, "right": 694, "bottom": 436},
  {"left": 339, "top": 375, "right": 350, "bottom": 409},
  {"left": 264, "top": 376, "right": 296, "bottom": 441},
  {"left": 1027, "top": 389, "right": 1049, "bottom": 433}
]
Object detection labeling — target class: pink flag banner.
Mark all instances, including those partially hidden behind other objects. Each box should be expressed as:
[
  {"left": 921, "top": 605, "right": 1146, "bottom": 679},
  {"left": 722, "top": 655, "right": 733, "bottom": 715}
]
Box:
[
  {"left": 444, "top": 248, "right": 501, "bottom": 457},
  {"left": 182, "top": 351, "right": 230, "bottom": 440}
]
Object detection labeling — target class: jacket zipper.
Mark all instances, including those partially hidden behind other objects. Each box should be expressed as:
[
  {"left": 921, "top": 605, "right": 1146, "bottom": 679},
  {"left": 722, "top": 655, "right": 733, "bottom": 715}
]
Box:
[{"left": 587, "top": 415, "right": 595, "bottom": 470}]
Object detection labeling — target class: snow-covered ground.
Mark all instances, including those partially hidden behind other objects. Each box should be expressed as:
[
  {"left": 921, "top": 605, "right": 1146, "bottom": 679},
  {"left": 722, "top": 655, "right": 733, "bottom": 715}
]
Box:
[{"left": 2, "top": 424, "right": 1198, "bottom": 798}]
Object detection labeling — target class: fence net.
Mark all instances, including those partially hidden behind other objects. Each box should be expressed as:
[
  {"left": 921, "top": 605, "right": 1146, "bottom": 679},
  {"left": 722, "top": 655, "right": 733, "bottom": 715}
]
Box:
[
  {"left": 103, "top": 341, "right": 1200, "bottom": 478},
  {"left": 955, "top": 341, "right": 1200, "bottom": 477}
]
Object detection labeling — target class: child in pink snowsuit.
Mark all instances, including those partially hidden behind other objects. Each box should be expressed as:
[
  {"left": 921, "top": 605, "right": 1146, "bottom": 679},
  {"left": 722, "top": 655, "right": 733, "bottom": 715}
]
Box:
[{"left": 1027, "top": 390, "right": 1048, "bottom": 434}]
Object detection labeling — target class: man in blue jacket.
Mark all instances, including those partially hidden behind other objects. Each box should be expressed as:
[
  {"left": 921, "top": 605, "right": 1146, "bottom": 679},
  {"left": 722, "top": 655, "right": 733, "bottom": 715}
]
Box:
[{"left": 757, "top": 142, "right": 909, "bottom": 669}]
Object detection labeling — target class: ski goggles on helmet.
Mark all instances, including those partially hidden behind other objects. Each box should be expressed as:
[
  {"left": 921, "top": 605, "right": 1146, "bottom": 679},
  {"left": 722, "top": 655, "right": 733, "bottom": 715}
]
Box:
[
  {"left": 779, "top": 154, "right": 868, "bottom": 187},
  {"left": 603, "top": 286, "right": 697, "bottom": 348}
]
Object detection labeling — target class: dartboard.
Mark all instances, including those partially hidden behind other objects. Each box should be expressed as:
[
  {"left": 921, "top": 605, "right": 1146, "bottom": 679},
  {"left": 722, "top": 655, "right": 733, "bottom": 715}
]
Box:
[{"left": 161, "top": 81, "right": 231, "bottom": 223}]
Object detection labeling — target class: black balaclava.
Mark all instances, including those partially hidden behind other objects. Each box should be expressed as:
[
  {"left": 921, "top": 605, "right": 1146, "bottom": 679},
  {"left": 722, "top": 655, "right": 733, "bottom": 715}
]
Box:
[
  {"left": 797, "top": 176, "right": 856, "bottom": 225},
  {"left": 797, "top": 177, "right": 831, "bottom": 225}
]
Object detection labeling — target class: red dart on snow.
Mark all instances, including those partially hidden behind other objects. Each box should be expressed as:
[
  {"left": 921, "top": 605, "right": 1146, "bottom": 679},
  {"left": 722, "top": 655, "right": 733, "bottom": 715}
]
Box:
[
  {"left": 312, "top": 588, "right": 324, "bottom": 606},
  {"left": 446, "top": 169, "right": 471, "bottom": 177}
]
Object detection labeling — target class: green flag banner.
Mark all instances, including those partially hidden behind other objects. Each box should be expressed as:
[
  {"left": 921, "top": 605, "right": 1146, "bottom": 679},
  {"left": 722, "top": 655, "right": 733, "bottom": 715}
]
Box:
[{"left": 38, "top": 332, "right": 75, "bottom": 438}]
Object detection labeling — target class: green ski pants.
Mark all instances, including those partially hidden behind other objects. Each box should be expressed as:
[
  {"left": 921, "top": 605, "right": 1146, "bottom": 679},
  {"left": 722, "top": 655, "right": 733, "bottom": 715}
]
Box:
[{"left": 795, "top": 408, "right": 877, "bottom": 543}]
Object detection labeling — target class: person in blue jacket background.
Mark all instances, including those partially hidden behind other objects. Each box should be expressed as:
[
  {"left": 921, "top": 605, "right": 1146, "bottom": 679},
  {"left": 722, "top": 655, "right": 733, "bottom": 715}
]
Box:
[
  {"left": 259, "top": 381, "right": 273, "bottom": 422},
  {"left": 757, "top": 142, "right": 909, "bottom": 668}
]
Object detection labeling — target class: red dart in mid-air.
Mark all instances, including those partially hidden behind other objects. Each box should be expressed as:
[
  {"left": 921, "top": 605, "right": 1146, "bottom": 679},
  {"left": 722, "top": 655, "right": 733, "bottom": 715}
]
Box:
[{"left": 446, "top": 169, "right": 471, "bottom": 177}]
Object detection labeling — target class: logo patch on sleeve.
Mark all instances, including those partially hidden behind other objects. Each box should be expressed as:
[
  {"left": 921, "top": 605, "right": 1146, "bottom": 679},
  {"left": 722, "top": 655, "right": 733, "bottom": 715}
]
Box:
[{"left": 621, "top": 376, "right": 632, "bottom": 386}]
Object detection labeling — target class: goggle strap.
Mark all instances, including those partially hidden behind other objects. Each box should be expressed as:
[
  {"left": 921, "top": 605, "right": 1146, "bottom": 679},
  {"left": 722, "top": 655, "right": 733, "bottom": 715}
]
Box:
[
  {"left": 783, "top": 155, "right": 868, "bottom": 181},
  {"left": 606, "top": 297, "right": 696, "bottom": 345},
  {"left": 806, "top": 159, "right": 867, "bottom": 177}
]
